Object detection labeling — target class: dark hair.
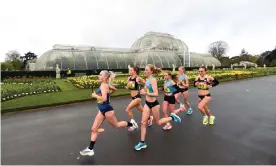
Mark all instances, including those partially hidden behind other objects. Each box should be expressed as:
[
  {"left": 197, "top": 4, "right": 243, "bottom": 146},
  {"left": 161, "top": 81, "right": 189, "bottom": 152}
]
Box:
[
  {"left": 130, "top": 64, "right": 140, "bottom": 75},
  {"left": 166, "top": 71, "right": 178, "bottom": 82},
  {"left": 147, "top": 64, "right": 162, "bottom": 75},
  {"left": 199, "top": 66, "right": 207, "bottom": 71}
]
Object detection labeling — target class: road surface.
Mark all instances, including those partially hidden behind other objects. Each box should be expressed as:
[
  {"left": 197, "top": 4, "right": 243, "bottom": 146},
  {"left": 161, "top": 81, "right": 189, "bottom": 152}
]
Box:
[{"left": 2, "top": 75, "right": 276, "bottom": 164}]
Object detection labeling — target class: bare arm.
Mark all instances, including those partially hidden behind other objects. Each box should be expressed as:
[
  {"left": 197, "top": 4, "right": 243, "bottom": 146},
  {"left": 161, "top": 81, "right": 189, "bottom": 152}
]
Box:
[
  {"left": 147, "top": 79, "right": 158, "bottom": 97},
  {"left": 109, "top": 85, "right": 117, "bottom": 94},
  {"left": 137, "top": 76, "right": 146, "bottom": 85},
  {"left": 185, "top": 75, "right": 189, "bottom": 87}
]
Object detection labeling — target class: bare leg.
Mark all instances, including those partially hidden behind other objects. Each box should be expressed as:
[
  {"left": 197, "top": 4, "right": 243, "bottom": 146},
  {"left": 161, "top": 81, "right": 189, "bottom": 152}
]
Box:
[
  {"left": 175, "top": 92, "right": 182, "bottom": 104},
  {"left": 204, "top": 105, "right": 212, "bottom": 116},
  {"left": 152, "top": 105, "right": 173, "bottom": 126},
  {"left": 198, "top": 97, "right": 212, "bottom": 125},
  {"left": 162, "top": 101, "right": 170, "bottom": 129},
  {"left": 126, "top": 98, "right": 142, "bottom": 119},
  {"left": 198, "top": 97, "right": 211, "bottom": 115},
  {"left": 183, "top": 91, "right": 192, "bottom": 108},
  {"left": 91, "top": 111, "right": 105, "bottom": 142},
  {"left": 141, "top": 104, "right": 151, "bottom": 141},
  {"left": 105, "top": 111, "right": 130, "bottom": 128},
  {"left": 80, "top": 111, "right": 105, "bottom": 156}
]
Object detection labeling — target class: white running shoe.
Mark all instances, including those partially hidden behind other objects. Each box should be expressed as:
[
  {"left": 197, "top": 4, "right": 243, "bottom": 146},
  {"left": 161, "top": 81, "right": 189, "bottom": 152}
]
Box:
[
  {"left": 80, "top": 147, "right": 95, "bottom": 156},
  {"left": 130, "top": 119, "right": 138, "bottom": 130}
]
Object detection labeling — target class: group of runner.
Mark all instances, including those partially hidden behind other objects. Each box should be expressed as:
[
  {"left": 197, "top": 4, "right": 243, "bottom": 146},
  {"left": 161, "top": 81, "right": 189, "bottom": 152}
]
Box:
[{"left": 80, "top": 64, "right": 219, "bottom": 156}]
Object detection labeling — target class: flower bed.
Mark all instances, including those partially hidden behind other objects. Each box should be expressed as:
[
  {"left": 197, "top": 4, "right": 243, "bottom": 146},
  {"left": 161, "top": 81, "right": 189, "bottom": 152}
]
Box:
[
  {"left": 2, "top": 76, "right": 52, "bottom": 84},
  {"left": 1, "top": 78, "right": 61, "bottom": 102},
  {"left": 66, "top": 68, "right": 276, "bottom": 89}
]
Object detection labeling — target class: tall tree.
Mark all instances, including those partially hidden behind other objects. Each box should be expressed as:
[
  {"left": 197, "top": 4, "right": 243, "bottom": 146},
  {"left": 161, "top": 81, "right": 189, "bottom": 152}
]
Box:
[
  {"left": 239, "top": 48, "right": 251, "bottom": 61},
  {"left": 5, "top": 50, "right": 20, "bottom": 62},
  {"left": 20, "top": 52, "right": 38, "bottom": 70},
  {"left": 208, "top": 41, "right": 228, "bottom": 59},
  {"left": 5, "top": 50, "right": 22, "bottom": 70}
]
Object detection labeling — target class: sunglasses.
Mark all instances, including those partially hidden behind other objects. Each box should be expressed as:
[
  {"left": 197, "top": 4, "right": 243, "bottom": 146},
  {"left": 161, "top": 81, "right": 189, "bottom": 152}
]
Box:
[{"left": 199, "top": 70, "right": 204, "bottom": 72}]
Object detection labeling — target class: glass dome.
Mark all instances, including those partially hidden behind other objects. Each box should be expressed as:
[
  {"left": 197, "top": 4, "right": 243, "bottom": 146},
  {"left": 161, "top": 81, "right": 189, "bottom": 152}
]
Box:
[
  {"left": 134, "top": 50, "right": 182, "bottom": 68},
  {"left": 189, "top": 53, "right": 221, "bottom": 66},
  {"left": 35, "top": 32, "right": 221, "bottom": 70},
  {"left": 131, "top": 32, "right": 189, "bottom": 54},
  {"left": 34, "top": 48, "right": 136, "bottom": 70}
]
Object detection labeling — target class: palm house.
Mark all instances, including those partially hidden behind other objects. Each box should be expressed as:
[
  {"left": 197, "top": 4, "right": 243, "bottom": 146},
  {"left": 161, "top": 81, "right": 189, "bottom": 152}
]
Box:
[{"left": 34, "top": 32, "right": 221, "bottom": 70}]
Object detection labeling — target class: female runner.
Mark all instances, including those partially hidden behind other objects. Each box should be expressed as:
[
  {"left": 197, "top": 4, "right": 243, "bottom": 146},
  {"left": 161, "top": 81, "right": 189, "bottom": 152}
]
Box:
[
  {"left": 162, "top": 71, "right": 186, "bottom": 130},
  {"left": 175, "top": 66, "right": 194, "bottom": 115},
  {"left": 80, "top": 70, "right": 137, "bottom": 156},
  {"left": 134, "top": 64, "right": 182, "bottom": 151},
  {"left": 194, "top": 66, "right": 219, "bottom": 125},
  {"left": 125, "top": 65, "right": 145, "bottom": 131}
]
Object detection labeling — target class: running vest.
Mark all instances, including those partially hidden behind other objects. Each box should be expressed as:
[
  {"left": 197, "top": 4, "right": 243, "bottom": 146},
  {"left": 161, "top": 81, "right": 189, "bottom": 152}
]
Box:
[
  {"left": 128, "top": 76, "right": 139, "bottom": 90},
  {"left": 177, "top": 74, "right": 187, "bottom": 86},
  {"left": 144, "top": 77, "right": 154, "bottom": 93},
  {"left": 164, "top": 80, "right": 176, "bottom": 94},
  {"left": 197, "top": 76, "right": 210, "bottom": 90},
  {"left": 96, "top": 87, "right": 110, "bottom": 104}
]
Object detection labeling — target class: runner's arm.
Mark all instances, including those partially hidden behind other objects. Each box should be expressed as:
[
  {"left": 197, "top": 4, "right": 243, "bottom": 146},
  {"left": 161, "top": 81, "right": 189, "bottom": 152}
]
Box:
[
  {"left": 185, "top": 75, "right": 189, "bottom": 87},
  {"left": 171, "top": 80, "right": 181, "bottom": 94},
  {"left": 208, "top": 76, "right": 219, "bottom": 87},
  {"left": 147, "top": 79, "right": 158, "bottom": 97},
  {"left": 109, "top": 85, "right": 117, "bottom": 94},
  {"left": 194, "top": 76, "right": 199, "bottom": 87}
]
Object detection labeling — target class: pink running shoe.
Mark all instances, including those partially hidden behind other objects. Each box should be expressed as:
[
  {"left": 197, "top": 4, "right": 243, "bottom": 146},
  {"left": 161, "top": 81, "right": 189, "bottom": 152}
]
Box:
[{"left": 148, "top": 116, "right": 153, "bottom": 127}]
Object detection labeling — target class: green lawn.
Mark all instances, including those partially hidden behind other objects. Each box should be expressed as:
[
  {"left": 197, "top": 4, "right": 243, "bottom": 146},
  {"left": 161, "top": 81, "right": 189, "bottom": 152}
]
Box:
[
  {"left": 54, "top": 79, "right": 78, "bottom": 91},
  {"left": 1, "top": 87, "right": 129, "bottom": 113}
]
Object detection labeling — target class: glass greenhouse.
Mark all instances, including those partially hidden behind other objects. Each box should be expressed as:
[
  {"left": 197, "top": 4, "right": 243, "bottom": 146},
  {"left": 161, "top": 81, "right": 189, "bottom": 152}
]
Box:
[{"left": 34, "top": 32, "right": 221, "bottom": 70}]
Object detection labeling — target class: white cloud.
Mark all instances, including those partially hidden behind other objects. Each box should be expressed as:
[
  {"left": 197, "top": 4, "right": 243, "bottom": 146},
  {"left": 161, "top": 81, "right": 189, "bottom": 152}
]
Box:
[{"left": 0, "top": 0, "right": 275, "bottom": 62}]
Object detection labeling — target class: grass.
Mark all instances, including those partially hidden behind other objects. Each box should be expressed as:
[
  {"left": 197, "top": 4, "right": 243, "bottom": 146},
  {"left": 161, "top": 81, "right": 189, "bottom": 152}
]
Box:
[
  {"left": 54, "top": 79, "right": 78, "bottom": 91},
  {"left": 1, "top": 79, "right": 129, "bottom": 114}
]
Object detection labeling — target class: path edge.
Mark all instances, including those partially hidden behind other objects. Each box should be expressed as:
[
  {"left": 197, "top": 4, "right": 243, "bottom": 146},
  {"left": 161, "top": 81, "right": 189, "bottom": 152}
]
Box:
[{"left": 2, "top": 74, "right": 275, "bottom": 115}]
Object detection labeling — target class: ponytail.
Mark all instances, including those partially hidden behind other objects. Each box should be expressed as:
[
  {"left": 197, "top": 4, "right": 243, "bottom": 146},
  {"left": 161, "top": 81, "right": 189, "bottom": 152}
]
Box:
[
  {"left": 147, "top": 64, "right": 162, "bottom": 76},
  {"left": 108, "top": 71, "right": 116, "bottom": 86},
  {"left": 167, "top": 71, "right": 178, "bottom": 82},
  {"left": 130, "top": 64, "right": 140, "bottom": 75},
  {"left": 101, "top": 70, "right": 116, "bottom": 86},
  {"left": 152, "top": 67, "right": 162, "bottom": 75}
]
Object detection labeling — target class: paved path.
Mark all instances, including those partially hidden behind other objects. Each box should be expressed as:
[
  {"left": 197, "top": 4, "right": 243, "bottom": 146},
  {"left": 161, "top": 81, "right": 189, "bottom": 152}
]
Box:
[{"left": 2, "top": 75, "right": 276, "bottom": 165}]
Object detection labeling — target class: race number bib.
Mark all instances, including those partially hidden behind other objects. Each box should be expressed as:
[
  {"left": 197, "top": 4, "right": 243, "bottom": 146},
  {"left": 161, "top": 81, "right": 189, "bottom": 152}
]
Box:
[
  {"left": 144, "top": 86, "right": 150, "bottom": 93},
  {"left": 164, "top": 86, "right": 170, "bottom": 93},
  {"left": 128, "top": 81, "right": 135, "bottom": 89},
  {"left": 197, "top": 83, "right": 207, "bottom": 89}
]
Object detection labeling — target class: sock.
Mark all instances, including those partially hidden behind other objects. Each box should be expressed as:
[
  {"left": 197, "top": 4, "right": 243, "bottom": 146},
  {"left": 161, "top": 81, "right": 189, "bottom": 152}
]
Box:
[
  {"left": 141, "top": 141, "right": 145, "bottom": 143},
  {"left": 89, "top": 141, "right": 95, "bottom": 150},
  {"left": 127, "top": 122, "right": 133, "bottom": 127},
  {"left": 170, "top": 115, "right": 175, "bottom": 121}
]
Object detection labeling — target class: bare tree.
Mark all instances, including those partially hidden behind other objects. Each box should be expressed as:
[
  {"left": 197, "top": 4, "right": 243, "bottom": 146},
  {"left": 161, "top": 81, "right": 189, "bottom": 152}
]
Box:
[
  {"left": 5, "top": 50, "right": 22, "bottom": 70},
  {"left": 5, "top": 50, "right": 21, "bottom": 62},
  {"left": 208, "top": 41, "right": 228, "bottom": 59}
]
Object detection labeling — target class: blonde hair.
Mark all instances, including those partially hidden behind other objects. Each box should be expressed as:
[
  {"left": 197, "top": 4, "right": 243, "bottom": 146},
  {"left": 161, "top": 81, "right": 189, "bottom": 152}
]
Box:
[
  {"left": 101, "top": 70, "right": 116, "bottom": 86},
  {"left": 147, "top": 64, "right": 162, "bottom": 75}
]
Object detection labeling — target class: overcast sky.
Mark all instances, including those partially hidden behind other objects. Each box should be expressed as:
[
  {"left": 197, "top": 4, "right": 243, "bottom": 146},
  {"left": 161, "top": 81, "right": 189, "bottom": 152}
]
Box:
[{"left": 0, "top": 0, "right": 275, "bottom": 62}]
